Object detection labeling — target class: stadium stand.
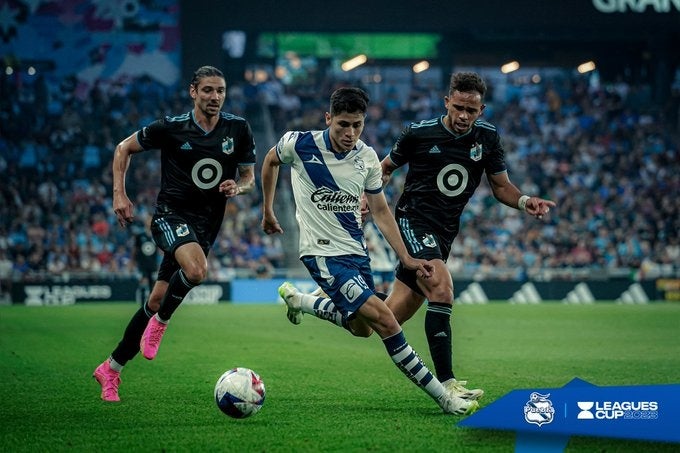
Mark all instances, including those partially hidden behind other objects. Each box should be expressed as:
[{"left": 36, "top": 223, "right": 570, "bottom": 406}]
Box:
[{"left": 1, "top": 68, "right": 678, "bottom": 298}]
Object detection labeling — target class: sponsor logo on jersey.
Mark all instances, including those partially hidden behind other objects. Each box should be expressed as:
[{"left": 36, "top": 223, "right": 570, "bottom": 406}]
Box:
[
  {"left": 524, "top": 392, "right": 555, "bottom": 426},
  {"left": 141, "top": 241, "right": 156, "bottom": 256},
  {"left": 310, "top": 187, "right": 358, "bottom": 212},
  {"left": 353, "top": 157, "right": 365, "bottom": 170},
  {"left": 429, "top": 145, "right": 441, "bottom": 154},
  {"left": 437, "top": 163, "right": 468, "bottom": 197},
  {"left": 470, "top": 142, "right": 483, "bottom": 161},
  {"left": 180, "top": 142, "right": 192, "bottom": 150},
  {"left": 222, "top": 137, "right": 234, "bottom": 155},
  {"left": 191, "top": 158, "right": 223, "bottom": 189}
]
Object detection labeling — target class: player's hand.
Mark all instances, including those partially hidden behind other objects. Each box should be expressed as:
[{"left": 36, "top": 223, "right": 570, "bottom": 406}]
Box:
[
  {"left": 219, "top": 179, "right": 240, "bottom": 198},
  {"left": 525, "top": 197, "right": 557, "bottom": 220},
  {"left": 262, "top": 213, "right": 284, "bottom": 235},
  {"left": 405, "top": 258, "right": 433, "bottom": 279},
  {"left": 360, "top": 194, "right": 370, "bottom": 223},
  {"left": 113, "top": 195, "right": 134, "bottom": 227}
]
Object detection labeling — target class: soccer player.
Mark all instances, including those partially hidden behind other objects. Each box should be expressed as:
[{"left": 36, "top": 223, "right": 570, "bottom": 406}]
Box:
[
  {"left": 381, "top": 72, "right": 556, "bottom": 399},
  {"left": 93, "top": 66, "right": 256, "bottom": 402},
  {"left": 130, "top": 213, "right": 158, "bottom": 305},
  {"left": 363, "top": 213, "right": 397, "bottom": 294},
  {"left": 261, "top": 87, "right": 478, "bottom": 416}
]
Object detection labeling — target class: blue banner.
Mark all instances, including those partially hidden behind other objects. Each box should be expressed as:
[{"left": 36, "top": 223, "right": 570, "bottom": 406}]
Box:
[{"left": 458, "top": 378, "right": 680, "bottom": 451}]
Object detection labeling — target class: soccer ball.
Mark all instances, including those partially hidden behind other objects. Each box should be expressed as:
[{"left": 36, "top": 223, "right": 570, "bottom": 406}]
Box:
[{"left": 214, "top": 367, "right": 265, "bottom": 418}]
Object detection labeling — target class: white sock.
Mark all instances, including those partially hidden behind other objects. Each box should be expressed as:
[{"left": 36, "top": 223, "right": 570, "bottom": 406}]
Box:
[
  {"left": 300, "top": 294, "right": 346, "bottom": 328},
  {"left": 108, "top": 357, "right": 123, "bottom": 372}
]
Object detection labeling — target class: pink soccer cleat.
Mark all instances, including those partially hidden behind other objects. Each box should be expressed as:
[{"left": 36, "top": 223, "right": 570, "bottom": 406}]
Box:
[
  {"left": 93, "top": 360, "right": 121, "bottom": 402},
  {"left": 140, "top": 316, "right": 168, "bottom": 360}
]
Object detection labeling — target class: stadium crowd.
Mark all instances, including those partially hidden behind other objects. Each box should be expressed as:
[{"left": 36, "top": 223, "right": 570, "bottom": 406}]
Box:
[{"left": 1, "top": 67, "right": 678, "bottom": 298}]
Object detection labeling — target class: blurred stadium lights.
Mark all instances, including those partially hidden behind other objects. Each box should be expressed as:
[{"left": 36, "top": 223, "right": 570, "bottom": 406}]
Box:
[
  {"left": 341, "top": 54, "right": 367, "bottom": 71},
  {"left": 274, "top": 65, "right": 288, "bottom": 80},
  {"left": 501, "top": 60, "right": 520, "bottom": 74},
  {"left": 285, "top": 51, "right": 302, "bottom": 70},
  {"left": 412, "top": 60, "right": 430, "bottom": 73},
  {"left": 577, "top": 60, "right": 597, "bottom": 73},
  {"left": 244, "top": 68, "right": 269, "bottom": 83}
]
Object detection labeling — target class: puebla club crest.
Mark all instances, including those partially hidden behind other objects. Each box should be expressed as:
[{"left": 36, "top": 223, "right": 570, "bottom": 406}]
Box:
[{"left": 524, "top": 392, "right": 555, "bottom": 427}]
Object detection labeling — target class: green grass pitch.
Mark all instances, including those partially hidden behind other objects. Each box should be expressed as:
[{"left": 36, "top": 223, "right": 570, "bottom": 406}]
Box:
[{"left": 1, "top": 302, "right": 679, "bottom": 452}]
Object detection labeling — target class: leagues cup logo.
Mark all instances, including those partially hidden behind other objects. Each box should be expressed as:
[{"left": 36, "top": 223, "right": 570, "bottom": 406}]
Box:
[
  {"left": 524, "top": 392, "right": 555, "bottom": 427},
  {"left": 470, "top": 142, "right": 482, "bottom": 161}
]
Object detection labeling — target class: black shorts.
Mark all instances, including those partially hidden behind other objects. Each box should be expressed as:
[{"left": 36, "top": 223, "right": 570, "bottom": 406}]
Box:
[
  {"left": 394, "top": 215, "right": 454, "bottom": 296},
  {"left": 150, "top": 209, "right": 212, "bottom": 282}
]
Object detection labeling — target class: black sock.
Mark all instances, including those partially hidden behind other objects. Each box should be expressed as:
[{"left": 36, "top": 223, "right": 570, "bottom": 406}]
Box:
[
  {"left": 157, "top": 269, "right": 197, "bottom": 321},
  {"left": 425, "top": 301, "right": 454, "bottom": 382},
  {"left": 111, "top": 302, "right": 156, "bottom": 365}
]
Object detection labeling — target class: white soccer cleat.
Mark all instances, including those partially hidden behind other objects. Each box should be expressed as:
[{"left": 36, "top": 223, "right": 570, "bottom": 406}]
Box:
[
  {"left": 443, "top": 378, "right": 484, "bottom": 401},
  {"left": 437, "top": 390, "right": 480, "bottom": 416},
  {"left": 278, "top": 282, "right": 303, "bottom": 325}
]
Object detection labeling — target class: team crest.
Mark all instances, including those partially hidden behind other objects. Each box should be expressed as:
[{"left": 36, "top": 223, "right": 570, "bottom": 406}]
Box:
[
  {"left": 422, "top": 234, "right": 437, "bottom": 248},
  {"left": 470, "top": 142, "right": 483, "bottom": 161},
  {"left": 354, "top": 157, "right": 365, "bottom": 171},
  {"left": 176, "top": 224, "right": 190, "bottom": 237},
  {"left": 222, "top": 137, "right": 234, "bottom": 155},
  {"left": 524, "top": 392, "right": 555, "bottom": 427}
]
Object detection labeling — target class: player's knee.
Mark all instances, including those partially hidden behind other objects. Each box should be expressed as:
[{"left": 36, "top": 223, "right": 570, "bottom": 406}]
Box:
[
  {"left": 349, "top": 323, "right": 373, "bottom": 338},
  {"left": 182, "top": 264, "right": 207, "bottom": 284},
  {"left": 427, "top": 283, "right": 453, "bottom": 304}
]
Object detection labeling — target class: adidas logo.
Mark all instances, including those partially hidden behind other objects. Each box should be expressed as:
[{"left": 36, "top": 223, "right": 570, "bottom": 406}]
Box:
[
  {"left": 616, "top": 283, "right": 649, "bottom": 304},
  {"left": 509, "top": 282, "right": 543, "bottom": 304},
  {"left": 562, "top": 282, "right": 595, "bottom": 304},
  {"left": 429, "top": 145, "right": 441, "bottom": 154},
  {"left": 434, "top": 331, "right": 448, "bottom": 338},
  {"left": 458, "top": 282, "right": 488, "bottom": 304},
  {"left": 180, "top": 142, "right": 192, "bottom": 150}
]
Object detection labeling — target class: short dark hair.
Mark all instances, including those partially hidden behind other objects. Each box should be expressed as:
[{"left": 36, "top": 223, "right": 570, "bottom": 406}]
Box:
[
  {"left": 190, "top": 65, "right": 225, "bottom": 88},
  {"left": 449, "top": 72, "right": 487, "bottom": 100},
  {"left": 329, "top": 87, "right": 369, "bottom": 116}
]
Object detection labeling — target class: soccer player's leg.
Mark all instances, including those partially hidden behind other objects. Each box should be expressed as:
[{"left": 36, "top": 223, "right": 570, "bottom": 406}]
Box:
[
  {"left": 141, "top": 220, "right": 203, "bottom": 360},
  {"left": 93, "top": 288, "right": 163, "bottom": 401},
  {"left": 358, "top": 295, "right": 477, "bottom": 415}
]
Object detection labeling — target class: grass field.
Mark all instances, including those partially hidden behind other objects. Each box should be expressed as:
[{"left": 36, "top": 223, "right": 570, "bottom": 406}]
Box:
[{"left": 1, "top": 301, "right": 679, "bottom": 452}]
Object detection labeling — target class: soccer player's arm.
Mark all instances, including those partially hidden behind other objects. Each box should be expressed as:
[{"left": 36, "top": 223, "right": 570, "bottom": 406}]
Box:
[
  {"left": 380, "top": 125, "right": 410, "bottom": 186},
  {"left": 112, "top": 131, "right": 145, "bottom": 227},
  {"left": 365, "top": 192, "right": 432, "bottom": 277},
  {"left": 234, "top": 164, "right": 255, "bottom": 195},
  {"left": 487, "top": 172, "right": 556, "bottom": 219},
  {"left": 260, "top": 145, "right": 284, "bottom": 235}
]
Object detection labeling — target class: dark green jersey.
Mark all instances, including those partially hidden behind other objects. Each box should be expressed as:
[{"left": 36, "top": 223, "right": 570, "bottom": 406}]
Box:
[{"left": 388, "top": 115, "right": 507, "bottom": 239}]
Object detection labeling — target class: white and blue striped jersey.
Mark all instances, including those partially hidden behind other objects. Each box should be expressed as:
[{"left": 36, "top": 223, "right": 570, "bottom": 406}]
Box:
[{"left": 276, "top": 129, "right": 383, "bottom": 258}]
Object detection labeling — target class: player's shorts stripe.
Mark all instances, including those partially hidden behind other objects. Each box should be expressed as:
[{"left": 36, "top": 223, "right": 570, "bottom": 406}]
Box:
[
  {"left": 157, "top": 218, "right": 175, "bottom": 245},
  {"left": 399, "top": 218, "right": 422, "bottom": 253}
]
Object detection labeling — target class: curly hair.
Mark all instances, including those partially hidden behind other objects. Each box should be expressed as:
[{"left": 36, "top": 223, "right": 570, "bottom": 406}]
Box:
[{"left": 448, "top": 72, "right": 487, "bottom": 100}]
